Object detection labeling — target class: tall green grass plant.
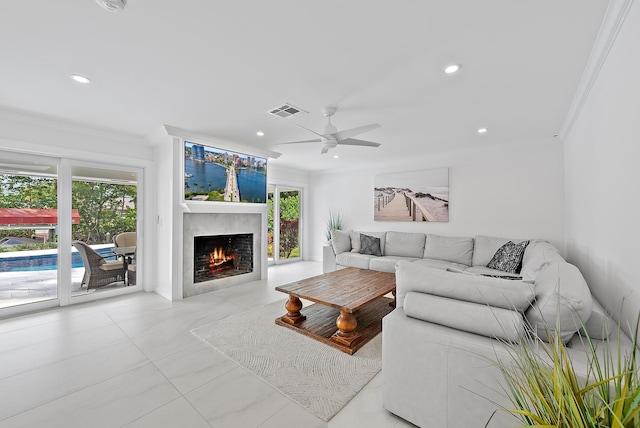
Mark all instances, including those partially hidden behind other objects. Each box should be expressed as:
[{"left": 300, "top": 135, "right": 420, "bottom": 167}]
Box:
[
  {"left": 489, "top": 317, "right": 640, "bottom": 427},
  {"left": 325, "top": 210, "right": 343, "bottom": 243}
]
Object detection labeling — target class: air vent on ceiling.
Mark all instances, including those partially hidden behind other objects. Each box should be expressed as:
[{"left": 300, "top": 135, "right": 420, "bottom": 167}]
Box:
[{"left": 268, "top": 103, "right": 308, "bottom": 119}]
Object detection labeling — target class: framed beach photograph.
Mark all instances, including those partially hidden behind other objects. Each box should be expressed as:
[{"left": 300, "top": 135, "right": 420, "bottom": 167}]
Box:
[
  {"left": 184, "top": 141, "right": 267, "bottom": 203},
  {"left": 374, "top": 167, "right": 449, "bottom": 222}
]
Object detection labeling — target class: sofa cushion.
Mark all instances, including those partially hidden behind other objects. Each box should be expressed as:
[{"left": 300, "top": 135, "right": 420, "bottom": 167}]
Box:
[
  {"left": 404, "top": 292, "right": 525, "bottom": 342},
  {"left": 472, "top": 235, "right": 526, "bottom": 267},
  {"left": 384, "top": 231, "right": 426, "bottom": 258},
  {"left": 464, "top": 266, "right": 524, "bottom": 279},
  {"left": 423, "top": 234, "right": 474, "bottom": 266},
  {"left": 486, "top": 240, "right": 530, "bottom": 274},
  {"left": 526, "top": 261, "right": 593, "bottom": 343},
  {"left": 370, "top": 256, "right": 418, "bottom": 273},
  {"left": 413, "top": 258, "right": 469, "bottom": 272},
  {"left": 580, "top": 300, "right": 614, "bottom": 340},
  {"left": 395, "top": 261, "right": 535, "bottom": 311},
  {"left": 359, "top": 234, "right": 382, "bottom": 256},
  {"left": 330, "top": 229, "right": 352, "bottom": 255},
  {"left": 351, "top": 231, "right": 386, "bottom": 255},
  {"left": 520, "top": 240, "right": 564, "bottom": 281},
  {"left": 335, "top": 252, "right": 375, "bottom": 270}
]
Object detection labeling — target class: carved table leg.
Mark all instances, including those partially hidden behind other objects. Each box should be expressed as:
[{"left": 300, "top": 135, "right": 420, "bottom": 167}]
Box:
[
  {"left": 331, "top": 308, "right": 360, "bottom": 346},
  {"left": 280, "top": 295, "right": 306, "bottom": 325}
]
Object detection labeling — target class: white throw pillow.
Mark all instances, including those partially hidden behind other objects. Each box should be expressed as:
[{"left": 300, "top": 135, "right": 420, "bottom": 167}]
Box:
[{"left": 330, "top": 229, "right": 352, "bottom": 255}]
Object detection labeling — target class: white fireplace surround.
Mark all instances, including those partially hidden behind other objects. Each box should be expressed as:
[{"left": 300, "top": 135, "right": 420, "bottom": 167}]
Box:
[{"left": 180, "top": 203, "right": 267, "bottom": 298}]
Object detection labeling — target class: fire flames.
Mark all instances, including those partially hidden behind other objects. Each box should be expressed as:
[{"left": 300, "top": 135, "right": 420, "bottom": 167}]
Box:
[{"left": 208, "top": 247, "right": 235, "bottom": 273}]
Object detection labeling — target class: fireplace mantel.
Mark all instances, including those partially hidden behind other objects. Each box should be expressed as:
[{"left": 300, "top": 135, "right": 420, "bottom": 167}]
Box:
[{"left": 180, "top": 201, "right": 268, "bottom": 215}]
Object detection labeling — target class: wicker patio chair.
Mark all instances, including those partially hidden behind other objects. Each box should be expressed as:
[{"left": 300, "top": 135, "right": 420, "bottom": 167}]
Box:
[
  {"left": 72, "top": 241, "right": 126, "bottom": 289},
  {"left": 127, "top": 262, "right": 136, "bottom": 286},
  {"left": 113, "top": 232, "right": 136, "bottom": 248}
]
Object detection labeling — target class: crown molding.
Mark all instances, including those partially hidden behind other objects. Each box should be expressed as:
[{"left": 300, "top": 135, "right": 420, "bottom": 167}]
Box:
[
  {"left": 161, "top": 125, "right": 282, "bottom": 159},
  {"left": 559, "top": 0, "right": 635, "bottom": 139},
  {"left": 0, "top": 106, "right": 146, "bottom": 145}
]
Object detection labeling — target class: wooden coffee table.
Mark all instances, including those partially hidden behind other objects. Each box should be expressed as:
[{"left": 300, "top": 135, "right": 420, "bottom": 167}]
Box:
[{"left": 275, "top": 267, "right": 396, "bottom": 355}]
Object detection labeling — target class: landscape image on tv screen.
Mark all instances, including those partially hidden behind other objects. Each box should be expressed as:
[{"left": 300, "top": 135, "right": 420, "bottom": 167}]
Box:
[{"left": 184, "top": 141, "right": 267, "bottom": 203}]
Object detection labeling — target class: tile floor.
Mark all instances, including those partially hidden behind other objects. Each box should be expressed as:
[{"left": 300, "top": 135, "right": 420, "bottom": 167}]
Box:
[{"left": 0, "top": 261, "right": 416, "bottom": 427}]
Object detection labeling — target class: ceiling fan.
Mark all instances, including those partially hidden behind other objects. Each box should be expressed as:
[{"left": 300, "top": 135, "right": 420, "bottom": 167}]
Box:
[{"left": 279, "top": 107, "right": 381, "bottom": 154}]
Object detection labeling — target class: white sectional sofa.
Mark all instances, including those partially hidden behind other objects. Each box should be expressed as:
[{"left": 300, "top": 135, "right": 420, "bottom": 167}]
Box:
[{"left": 327, "top": 230, "right": 634, "bottom": 427}]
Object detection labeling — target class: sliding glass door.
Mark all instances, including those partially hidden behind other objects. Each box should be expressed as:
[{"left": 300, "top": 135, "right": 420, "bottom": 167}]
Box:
[
  {"left": 0, "top": 151, "right": 143, "bottom": 315},
  {"left": 267, "top": 185, "right": 302, "bottom": 264},
  {"left": 70, "top": 164, "right": 139, "bottom": 298},
  {"left": 0, "top": 154, "right": 60, "bottom": 311}
]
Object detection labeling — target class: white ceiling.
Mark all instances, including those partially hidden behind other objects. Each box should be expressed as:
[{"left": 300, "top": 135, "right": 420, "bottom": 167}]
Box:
[{"left": 0, "top": 1, "right": 609, "bottom": 172}]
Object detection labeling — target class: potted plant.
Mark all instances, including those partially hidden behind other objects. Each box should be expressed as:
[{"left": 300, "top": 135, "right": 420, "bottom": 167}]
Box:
[
  {"left": 323, "top": 210, "right": 343, "bottom": 273},
  {"left": 325, "top": 210, "right": 343, "bottom": 244}
]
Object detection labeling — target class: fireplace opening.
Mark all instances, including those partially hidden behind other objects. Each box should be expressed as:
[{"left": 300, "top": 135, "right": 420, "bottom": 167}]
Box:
[{"left": 194, "top": 233, "right": 253, "bottom": 283}]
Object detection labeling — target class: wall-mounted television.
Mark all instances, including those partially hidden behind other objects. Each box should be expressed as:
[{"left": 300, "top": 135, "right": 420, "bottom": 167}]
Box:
[{"left": 184, "top": 141, "right": 267, "bottom": 203}]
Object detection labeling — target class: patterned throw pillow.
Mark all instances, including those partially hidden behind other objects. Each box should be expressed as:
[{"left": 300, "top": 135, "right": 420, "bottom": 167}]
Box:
[
  {"left": 486, "top": 240, "right": 530, "bottom": 274},
  {"left": 359, "top": 233, "right": 382, "bottom": 256}
]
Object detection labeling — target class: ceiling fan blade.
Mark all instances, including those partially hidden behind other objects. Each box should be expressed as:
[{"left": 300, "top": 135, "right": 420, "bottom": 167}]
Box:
[
  {"left": 275, "top": 139, "right": 322, "bottom": 145},
  {"left": 295, "top": 123, "right": 325, "bottom": 138},
  {"left": 338, "top": 138, "right": 381, "bottom": 148},
  {"left": 321, "top": 146, "right": 329, "bottom": 154},
  {"left": 334, "top": 123, "right": 380, "bottom": 142}
]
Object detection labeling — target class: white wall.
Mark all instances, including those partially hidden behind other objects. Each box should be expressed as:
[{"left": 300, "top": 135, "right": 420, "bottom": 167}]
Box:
[
  {"left": 307, "top": 138, "right": 564, "bottom": 261},
  {"left": 564, "top": 0, "right": 640, "bottom": 338},
  {"left": 153, "top": 136, "right": 178, "bottom": 299}
]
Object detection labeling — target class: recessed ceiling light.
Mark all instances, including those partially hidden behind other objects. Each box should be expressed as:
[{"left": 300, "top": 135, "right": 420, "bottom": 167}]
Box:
[
  {"left": 477, "top": 127, "right": 488, "bottom": 134},
  {"left": 71, "top": 74, "right": 91, "bottom": 84},
  {"left": 444, "top": 64, "right": 461, "bottom": 74},
  {"left": 256, "top": 131, "right": 264, "bottom": 137},
  {"left": 333, "top": 155, "right": 339, "bottom": 159}
]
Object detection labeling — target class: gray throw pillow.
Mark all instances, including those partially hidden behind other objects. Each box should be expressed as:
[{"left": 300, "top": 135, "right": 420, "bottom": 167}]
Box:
[
  {"left": 486, "top": 240, "right": 530, "bottom": 274},
  {"left": 359, "top": 233, "right": 382, "bottom": 256}
]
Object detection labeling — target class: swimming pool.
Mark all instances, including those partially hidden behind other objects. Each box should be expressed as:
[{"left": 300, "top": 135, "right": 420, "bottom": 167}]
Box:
[{"left": 0, "top": 246, "right": 117, "bottom": 272}]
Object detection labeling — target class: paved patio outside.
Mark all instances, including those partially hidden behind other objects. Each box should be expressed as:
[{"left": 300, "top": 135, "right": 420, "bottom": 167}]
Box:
[{"left": 0, "top": 268, "right": 127, "bottom": 309}]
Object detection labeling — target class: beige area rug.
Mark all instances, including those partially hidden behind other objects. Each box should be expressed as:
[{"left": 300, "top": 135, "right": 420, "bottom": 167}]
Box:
[{"left": 191, "top": 299, "right": 382, "bottom": 421}]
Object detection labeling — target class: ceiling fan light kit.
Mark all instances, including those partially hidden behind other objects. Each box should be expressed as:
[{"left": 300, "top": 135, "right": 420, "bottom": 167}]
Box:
[
  {"left": 95, "top": 0, "right": 126, "bottom": 13},
  {"left": 277, "top": 107, "right": 381, "bottom": 154}
]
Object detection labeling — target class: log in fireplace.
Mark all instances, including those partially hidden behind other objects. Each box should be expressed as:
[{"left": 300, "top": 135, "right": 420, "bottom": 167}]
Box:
[{"left": 194, "top": 233, "right": 253, "bottom": 283}]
